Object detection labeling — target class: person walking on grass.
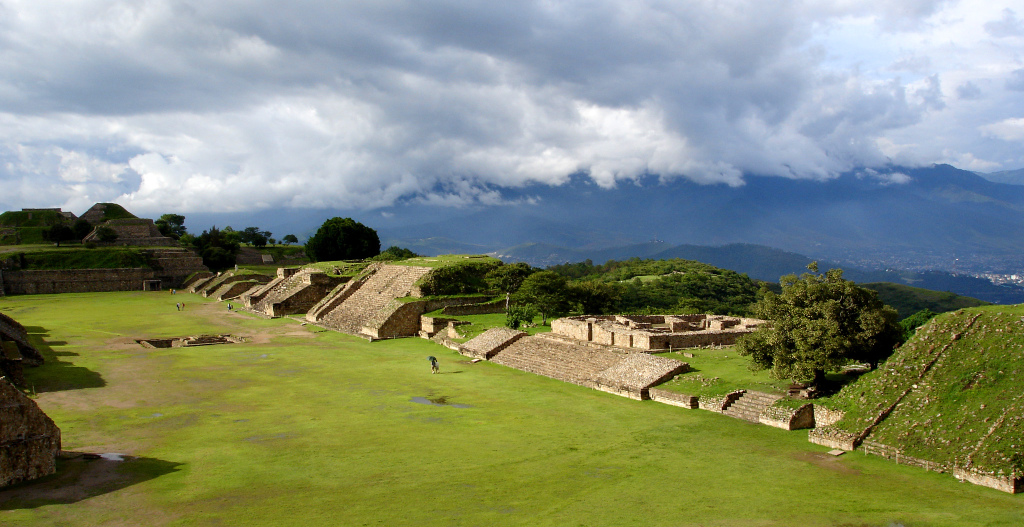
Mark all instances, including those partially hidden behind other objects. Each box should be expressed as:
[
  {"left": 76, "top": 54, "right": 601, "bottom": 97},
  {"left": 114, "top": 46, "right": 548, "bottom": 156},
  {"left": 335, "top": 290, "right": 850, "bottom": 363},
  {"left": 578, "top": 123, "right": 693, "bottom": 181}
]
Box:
[{"left": 428, "top": 356, "right": 439, "bottom": 374}]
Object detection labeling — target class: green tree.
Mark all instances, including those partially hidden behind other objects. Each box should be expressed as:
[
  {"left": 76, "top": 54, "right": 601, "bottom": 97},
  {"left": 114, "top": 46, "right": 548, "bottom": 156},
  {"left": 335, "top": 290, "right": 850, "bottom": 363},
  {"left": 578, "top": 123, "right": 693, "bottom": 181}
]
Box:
[
  {"left": 240, "top": 226, "right": 272, "bottom": 248},
  {"left": 155, "top": 214, "right": 188, "bottom": 239},
  {"left": 567, "top": 280, "right": 622, "bottom": 314},
  {"left": 72, "top": 219, "right": 93, "bottom": 240},
  {"left": 511, "top": 271, "right": 570, "bottom": 325},
  {"left": 194, "top": 226, "right": 240, "bottom": 271},
  {"left": 900, "top": 309, "right": 938, "bottom": 340},
  {"left": 485, "top": 262, "right": 536, "bottom": 309},
  {"left": 282, "top": 234, "right": 299, "bottom": 245},
  {"left": 42, "top": 224, "right": 76, "bottom": 246},
  {"left": 304, "top": 217, "right": 380, "bottom": 262},
  {"left": 737, "top": 263, "right": 902, "bottom": 391},
  {"left": 369, "top": 246, "right": 419, "bottom": 261},
  {"left": 95, "top": 226, "right": 119, "bottom": 243}
]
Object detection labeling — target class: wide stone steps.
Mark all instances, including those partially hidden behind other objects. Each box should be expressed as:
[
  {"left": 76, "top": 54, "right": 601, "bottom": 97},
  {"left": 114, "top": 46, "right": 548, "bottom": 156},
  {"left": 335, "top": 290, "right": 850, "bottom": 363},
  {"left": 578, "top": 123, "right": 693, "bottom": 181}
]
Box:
[
  {"left": 490, "top": 337, "right": 621, "bottom": 387},
  {"left": 320, "top": 265, "right": 431, "bottom": 335},
  {"left": 722, "top": 391, "right": 783, "bottom": 423}
]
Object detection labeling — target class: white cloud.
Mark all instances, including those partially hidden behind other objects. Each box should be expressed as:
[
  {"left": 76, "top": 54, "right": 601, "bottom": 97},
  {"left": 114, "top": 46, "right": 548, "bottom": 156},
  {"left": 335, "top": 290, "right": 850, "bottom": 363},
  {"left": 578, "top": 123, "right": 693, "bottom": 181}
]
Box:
[
  {"left": 0, "top": 0, "right": 1021, "bottom": 215},
  {"left": 981, "top": 118, "right": 1024, "bottom": 141}
]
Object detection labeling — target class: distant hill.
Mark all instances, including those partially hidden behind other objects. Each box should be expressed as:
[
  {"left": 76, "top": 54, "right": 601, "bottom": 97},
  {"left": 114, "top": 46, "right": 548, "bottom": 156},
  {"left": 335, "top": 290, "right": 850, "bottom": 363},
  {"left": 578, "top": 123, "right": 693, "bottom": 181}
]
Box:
[
  {"left": 860, "top": 282, "right": 990, "bottom": 318},
  {"left": 190, "top": 164, "right": 1024, "bottom": 275},
  {"left": 979, "top": 168, "right": 1024, "bottom": 186},
  {"left": 489, "top": 241, "right": 1024, "bottom": 305}
]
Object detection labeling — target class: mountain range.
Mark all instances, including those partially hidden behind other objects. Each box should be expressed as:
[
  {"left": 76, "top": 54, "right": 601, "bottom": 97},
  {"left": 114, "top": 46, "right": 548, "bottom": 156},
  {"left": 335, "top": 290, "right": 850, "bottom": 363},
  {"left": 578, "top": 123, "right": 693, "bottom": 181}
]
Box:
[{"left": 184, "top": 163, "right": 1024, "bottom": 282}]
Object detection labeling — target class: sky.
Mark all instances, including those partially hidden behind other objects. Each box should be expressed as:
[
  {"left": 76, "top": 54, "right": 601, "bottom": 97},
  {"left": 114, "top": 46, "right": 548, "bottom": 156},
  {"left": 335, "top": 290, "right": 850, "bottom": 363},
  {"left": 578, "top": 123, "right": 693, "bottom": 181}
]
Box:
[{"left": 1, "top": 0, "right": 1023, "bottom": 217}]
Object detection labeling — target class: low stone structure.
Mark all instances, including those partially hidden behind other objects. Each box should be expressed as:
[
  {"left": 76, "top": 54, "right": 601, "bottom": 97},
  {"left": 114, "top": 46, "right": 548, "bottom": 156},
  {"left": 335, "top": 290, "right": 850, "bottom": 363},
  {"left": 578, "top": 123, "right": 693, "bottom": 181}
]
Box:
[
  {"left": 460, "top": 328, "right": 526, "bottom": 360},
  {"left": 0, "top": 377, "right": 61, "bottom": 487},
  {"left": 463, "top": 329, "right": 686, "bottom": 400},
  {"left": 551, "top": 314, "right": 764, "bottom": 351}
]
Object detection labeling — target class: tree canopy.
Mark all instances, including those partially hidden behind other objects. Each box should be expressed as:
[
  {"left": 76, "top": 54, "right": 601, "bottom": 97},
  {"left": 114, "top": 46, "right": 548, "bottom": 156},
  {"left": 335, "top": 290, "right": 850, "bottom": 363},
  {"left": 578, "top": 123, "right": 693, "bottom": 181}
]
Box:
[
  {"left": 304, "top": 217, "right": 380, "bottom": 262},
  {"left": 512, "top": 270, "right": 570, "bottom": 324},
  {"left": 737, "top": 263, "right": 902, "bottom": 390},
  {"left": 155, "top": 214, "right": 187, "bottom": 239}
]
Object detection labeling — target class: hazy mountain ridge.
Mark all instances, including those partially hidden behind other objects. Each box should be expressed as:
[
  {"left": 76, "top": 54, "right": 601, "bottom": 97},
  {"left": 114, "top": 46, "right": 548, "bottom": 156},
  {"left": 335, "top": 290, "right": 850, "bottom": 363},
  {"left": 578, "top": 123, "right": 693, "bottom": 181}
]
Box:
[{"left": 185, "top": 164, "right": 1024, "bottom": 284}]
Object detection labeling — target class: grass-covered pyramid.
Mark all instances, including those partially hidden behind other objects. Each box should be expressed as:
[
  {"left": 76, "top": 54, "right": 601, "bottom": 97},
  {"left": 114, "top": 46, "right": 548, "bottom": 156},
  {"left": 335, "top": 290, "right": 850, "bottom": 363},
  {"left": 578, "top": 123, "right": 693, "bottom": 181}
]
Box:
[{"left": 813, "top": 305, "right": 1024, "bottom": 492}]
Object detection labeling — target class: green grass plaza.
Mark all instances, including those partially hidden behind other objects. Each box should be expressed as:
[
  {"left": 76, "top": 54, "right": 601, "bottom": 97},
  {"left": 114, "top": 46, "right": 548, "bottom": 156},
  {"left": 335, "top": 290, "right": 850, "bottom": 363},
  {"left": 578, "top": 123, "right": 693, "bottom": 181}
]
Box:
[{"left": 1, "top": 291, "right": 1021, "bottom": 526}]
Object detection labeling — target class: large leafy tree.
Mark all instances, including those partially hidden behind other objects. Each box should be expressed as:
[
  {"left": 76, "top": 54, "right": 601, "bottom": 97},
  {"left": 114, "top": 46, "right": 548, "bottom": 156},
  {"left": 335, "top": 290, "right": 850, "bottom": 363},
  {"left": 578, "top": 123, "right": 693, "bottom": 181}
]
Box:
[
  {"left": 155, "top": 214, "right": 188, "bottom": 239},
  {"left": 239, "top": 226, "right": 272, "bottom": 248},
  {"left": 193, "top": 226, "right": 241, "bottom": 271},
  {"left": 511, "top": 270, "right": 570, "bottom": 325},
  {"left": 42, "top": 224, "right": 76, "bottom": 246},
  {"left": 737, "top": 263, "right": 901, "bottom": 390},
  {"left": 304, "top": 217, "right": 380, "bottom": 262},
  {"left": 485, "top": 262, "right": 536, "bottom": 309}
]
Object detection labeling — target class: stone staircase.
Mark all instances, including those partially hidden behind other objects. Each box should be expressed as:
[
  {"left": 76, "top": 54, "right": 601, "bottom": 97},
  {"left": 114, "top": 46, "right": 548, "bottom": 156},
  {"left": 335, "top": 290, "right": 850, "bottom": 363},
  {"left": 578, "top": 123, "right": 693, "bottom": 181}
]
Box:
[
  {"left": 318, "top": 265, "right": 432, "bottom": 336},
  {"left": 249, "top": 269, "right": 342, "bottom": 317},
  {"left": 490, "top": 335, "right": 622, "bottom": 388},
  {"left": 721, "top": 390, "right": 783, "bottom": 423}
]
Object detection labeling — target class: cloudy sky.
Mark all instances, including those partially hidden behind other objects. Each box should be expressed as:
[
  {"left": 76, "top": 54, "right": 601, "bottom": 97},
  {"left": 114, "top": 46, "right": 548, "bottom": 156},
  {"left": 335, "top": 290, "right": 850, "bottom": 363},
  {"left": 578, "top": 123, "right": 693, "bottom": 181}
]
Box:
[{"left": 1, "top": 0, "right": 1023, "bottom": 216}]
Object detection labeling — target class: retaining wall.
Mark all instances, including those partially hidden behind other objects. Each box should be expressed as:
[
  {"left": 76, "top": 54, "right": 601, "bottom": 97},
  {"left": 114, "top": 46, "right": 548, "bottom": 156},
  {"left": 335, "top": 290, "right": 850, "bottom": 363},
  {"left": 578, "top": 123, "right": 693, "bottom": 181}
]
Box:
[{"left": 2, "top": 268, "right": 155, "bottom": 295}]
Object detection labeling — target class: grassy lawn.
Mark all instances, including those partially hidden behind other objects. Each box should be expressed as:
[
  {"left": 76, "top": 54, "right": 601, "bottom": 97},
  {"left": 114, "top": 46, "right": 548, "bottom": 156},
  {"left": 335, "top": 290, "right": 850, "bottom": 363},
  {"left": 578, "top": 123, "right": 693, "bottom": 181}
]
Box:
[{"left": 0, "top": 292, "right": 1020, "bottom": 526}]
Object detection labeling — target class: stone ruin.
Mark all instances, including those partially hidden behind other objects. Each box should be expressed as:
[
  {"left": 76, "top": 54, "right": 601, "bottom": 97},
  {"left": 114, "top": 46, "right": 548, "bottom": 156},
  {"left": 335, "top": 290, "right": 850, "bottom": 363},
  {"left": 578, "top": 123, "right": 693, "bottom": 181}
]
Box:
[
  {"left": 551, "top": 314, "right": 764, "bottom": 351},
  {"left": 242, "top": 267, "right": 346, "bottom": 318},
  {"left": 0, "top": 312, "right": 45, "bottom": 386},
  {"left": 0, "top": 377, "right": 61, "bottom": 487},
  {"left": 136, "top": 335, "right": 244, "bottom": 348},
  {"left": 461, "top": 328, "right": 688, "bottom": 400}
]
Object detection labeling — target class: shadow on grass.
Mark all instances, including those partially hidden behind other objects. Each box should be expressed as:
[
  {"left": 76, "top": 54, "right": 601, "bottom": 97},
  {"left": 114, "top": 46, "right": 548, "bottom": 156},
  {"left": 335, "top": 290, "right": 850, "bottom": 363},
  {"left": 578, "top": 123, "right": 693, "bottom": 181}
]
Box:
[
  {"left": 21, "top": 326, "right": 105, "bottom": 393},
  {"left": 0, "top": 453, "right": 183, "bottom": 510}
]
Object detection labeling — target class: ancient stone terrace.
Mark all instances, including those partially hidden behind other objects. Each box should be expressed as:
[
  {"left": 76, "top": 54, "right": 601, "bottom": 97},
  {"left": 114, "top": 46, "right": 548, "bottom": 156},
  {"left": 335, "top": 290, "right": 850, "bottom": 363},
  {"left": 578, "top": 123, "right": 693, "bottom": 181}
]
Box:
[
  {"left": 470, "top": 329, "right": 687, "bottom": 400},
  {"left": 551, "top": 314, "right": 764, "bottom": 351},
  {"left": 460, "top": 327, "right": 526, "bottom": 359},
  {"left": 244, "top": 268, "right": 344, "bottom": 318},
  {"left": 311, "top": 264, "right": 433, "bottom": 338},
  {"left": 0, "top": 377, "right": 60, "bottom": 487}
]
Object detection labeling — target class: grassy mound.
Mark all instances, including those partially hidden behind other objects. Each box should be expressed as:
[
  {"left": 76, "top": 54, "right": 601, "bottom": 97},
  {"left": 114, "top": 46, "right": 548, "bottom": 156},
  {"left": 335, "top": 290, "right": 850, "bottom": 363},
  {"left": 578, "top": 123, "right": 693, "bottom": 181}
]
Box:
[{"left": 823, "top": 306, "right": 1024, "bottom": 479}]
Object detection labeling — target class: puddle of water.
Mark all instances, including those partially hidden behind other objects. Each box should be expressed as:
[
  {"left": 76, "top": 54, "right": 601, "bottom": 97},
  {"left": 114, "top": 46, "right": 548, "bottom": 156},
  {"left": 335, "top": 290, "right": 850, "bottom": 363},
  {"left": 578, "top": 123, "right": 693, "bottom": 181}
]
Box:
[
  {"left": 99, "top": 453, "right": 126, "bottom": 462},
  {"left": 410, "top": 396, "right": 472, "bottom": 408},
  {"left": 147, "top": 413, "right": 163, "bottom": 418}
]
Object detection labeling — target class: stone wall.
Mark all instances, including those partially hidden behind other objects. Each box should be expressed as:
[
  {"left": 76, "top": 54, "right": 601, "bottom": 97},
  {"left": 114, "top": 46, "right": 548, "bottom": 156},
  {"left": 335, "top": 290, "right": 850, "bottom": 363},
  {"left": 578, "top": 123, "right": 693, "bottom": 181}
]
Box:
[
  {"left": 441, "top": 301, "right": 505, "bottom": 316},
  {"left": 812, "top": 405, "right": 845, "bottom": 428},
  {"left": 807, "top": 426, "right": 859, "bottom": 450},
  {"left": 953, "top": 468, "right": 1022, "bottom": 494},
  {"left": 759, "top": 403, "right": 816, "bottom": 430},
  {"left": 2, "top": 268, "right": 155, "bottom": 295},
  {"left": 0, "top": 378, "right": 61, "bottom": 487},
  {"left": 648, "top": 388, "right": 699, "bottom": 409}
]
